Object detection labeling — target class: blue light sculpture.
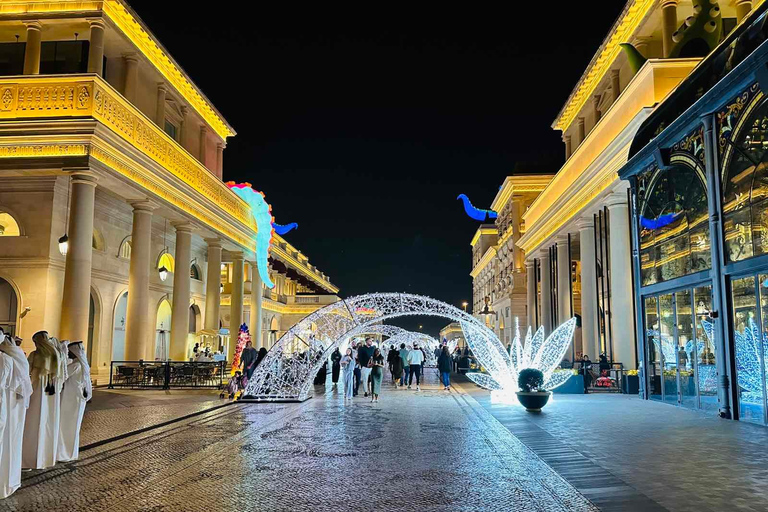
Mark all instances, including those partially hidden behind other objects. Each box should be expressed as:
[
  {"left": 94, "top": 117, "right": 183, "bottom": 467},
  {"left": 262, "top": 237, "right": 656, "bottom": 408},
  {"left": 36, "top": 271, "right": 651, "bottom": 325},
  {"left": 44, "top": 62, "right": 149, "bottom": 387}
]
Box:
[{"left": 457, "top": 194, "right": 498, "bottom": 222}]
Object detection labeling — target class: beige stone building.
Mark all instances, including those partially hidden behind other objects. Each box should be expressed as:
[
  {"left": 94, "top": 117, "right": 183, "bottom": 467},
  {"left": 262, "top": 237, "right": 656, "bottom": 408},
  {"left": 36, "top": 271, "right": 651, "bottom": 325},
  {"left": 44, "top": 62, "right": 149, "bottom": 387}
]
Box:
[
  {"left": 470, "top": 176, "right": 551, "bottom": 345},
  {"left": 0, "top": 0, "right": 338, "bottom": 384}
]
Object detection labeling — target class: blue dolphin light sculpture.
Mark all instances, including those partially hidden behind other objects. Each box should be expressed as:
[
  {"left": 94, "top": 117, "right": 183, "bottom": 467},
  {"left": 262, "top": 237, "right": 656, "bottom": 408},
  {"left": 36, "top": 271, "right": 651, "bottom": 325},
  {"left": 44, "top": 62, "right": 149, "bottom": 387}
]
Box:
[
  {"left": 273, "top": 222, "right": 298, "bottom": 235},
  {"left": 457, "top": 194, "right": 498, "bottom": 222}
]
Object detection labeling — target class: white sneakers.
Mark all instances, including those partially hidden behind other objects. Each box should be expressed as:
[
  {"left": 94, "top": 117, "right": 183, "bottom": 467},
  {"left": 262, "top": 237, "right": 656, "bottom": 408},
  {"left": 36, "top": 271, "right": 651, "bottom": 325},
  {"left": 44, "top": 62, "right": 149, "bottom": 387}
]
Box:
[{"left": 416, "top": 385, "right": 420, "bottom": 391}]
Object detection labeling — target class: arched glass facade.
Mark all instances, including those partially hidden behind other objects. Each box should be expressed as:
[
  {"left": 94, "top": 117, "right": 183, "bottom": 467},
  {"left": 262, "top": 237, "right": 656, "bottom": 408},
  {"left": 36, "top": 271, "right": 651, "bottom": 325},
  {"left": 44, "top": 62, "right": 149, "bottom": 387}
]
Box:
[
  {"left": 722, "top": 97, "right": 768, "bottom": 262},
  {"left": 637, "top": 162, "right": 711, "bottom": 286}
]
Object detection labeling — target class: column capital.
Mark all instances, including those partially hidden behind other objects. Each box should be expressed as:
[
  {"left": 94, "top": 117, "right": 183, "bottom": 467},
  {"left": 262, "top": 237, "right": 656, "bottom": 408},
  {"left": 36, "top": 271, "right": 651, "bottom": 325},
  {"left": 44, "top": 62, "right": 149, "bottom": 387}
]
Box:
[
  {"left": 577, "top": 217, "right": 594, "bottom": 230},
  {"left": 129, "top": 200, "right": 156, "bottom": 212},
  {"left": 217, "top": 142, "right": 225, "bottom": 150},
  {"left": 171, "top": 221, "right": 193, "bottom": 233},
  {"left": 524, "top": 259, "right": 535, "bottom": 269},
  {"left": 610, "top": 68, "right": 620, "bottom": 79},
  {"left": 64, "top": 168, "right": 98, "bottom": 186},
  {"left": 605, "top": 190, "right": 630, "bottom": 209},
  {"left": 200, "top": 125, "right": 209, "bottom": 135},
  {"left": 23, "top": 20, "right": 42, "bottom": 31},
  {"left": 661, "top": 0, "right": 678, "bottom": 6},
  {"left": 556, "top": 235, "right": 569, "bottom": 247},
  {"left": 86, "top": 17, "right": 106, "bottom": 30},
  {"left": 538, "top": 247, "right": 550, "bottom": 259},
  {"left": 205, "top": 238, "right": 222, "bottom": 248},
  {"left": 577, "top": 117, "right": 585, "bottom": 127},
  {"left": 180, "top": 105, "right": 189, "bottom": 117},
  {"left": 157, "top": 82, "right": 168, "bottom": 93},
  {"left": 122, "top": 52, "right": 139, "bottom": 63},
  {"left": 230, "top": 251, "right": 244, "bottom": 261}
]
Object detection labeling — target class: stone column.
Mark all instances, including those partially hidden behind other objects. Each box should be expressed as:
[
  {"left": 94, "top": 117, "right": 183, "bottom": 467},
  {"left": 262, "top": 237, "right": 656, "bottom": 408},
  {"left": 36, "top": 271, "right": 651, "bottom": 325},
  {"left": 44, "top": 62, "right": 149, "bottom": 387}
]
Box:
[
  {"left": 23, "top": 21, "right": 42, "bottom": 75},
  {"left": 511, "top": 199, "right": 524, "bottom": 271},
  {"left": 578, "top": 218, "right": 599, "bottom": 360},
  {"left": 123, "top": 54, "right": 139, "bottom": 104},
  {"left": 178, "top": 106, "right": 188, "bottom": 146},
  {"left": 169, "top": 222, "right": 192, "bottom": 361},
  {"left": 592, "top": 95, "right": 602, "bottom": 124},
  {"left": 526, "top": 259, "right": 536, "bottom": 331},
  {"left": 736, "top": 0, "right": 752, "bottom": 22},
  {"left": 125, "top": 201, "right": 154, "bottom": 360},
  {"left": 86, "top": 19, "right": 105, "bottom": 75},
  {"left": 611, "top": 69, "right": 621, "bottom": 102},
  {"left": 59, "top": 172, "right": 97, "bottom": 342},
  {"left": 556, "top": 236, "right": 572, "bottom": 324},
  {"left": 229, "top": 252, "right": 244, "bottom": 362},
  {"left": 250, "top": 265, "right": 264, "bottom": 349},
  {"left": 155, "top": 83, "right": 167, "bottom": 127},
  {"left": 539, "top": 248, "right": 552, "bottom": 335},
  {"left": 564, "top": 135, "right": 572, "bottom": 160},
  {"left": 662, "top": 1, "right": 678, "bottom": 58},
  {"left": 216, "top": 143, "right": 224, "bottom": 179},
  {"left": 577, "top": 117, "right": 586, "bottom": 145},
  {"left": 607, "top": 193, "right": 635, "bottom": 367},
  {"left": 199, "top": 125, "right": 208, "bottom": 168},
  {"left": 204, "top": 239, "right": 222, "bottom": 332}
]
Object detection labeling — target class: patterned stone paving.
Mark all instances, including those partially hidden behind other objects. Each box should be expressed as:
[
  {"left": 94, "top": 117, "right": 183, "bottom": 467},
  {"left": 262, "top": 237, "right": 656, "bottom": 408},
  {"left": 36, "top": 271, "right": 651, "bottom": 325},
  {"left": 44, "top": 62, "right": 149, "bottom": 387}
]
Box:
[
  {"left": 463, "top": 385, "right": 768, "bottom": 512},
  {"left": 80, "top": 388, "right": 227, "bottom": 447},
  {"left": 0, "top": 375, "right": 597, "bottom": 512}
]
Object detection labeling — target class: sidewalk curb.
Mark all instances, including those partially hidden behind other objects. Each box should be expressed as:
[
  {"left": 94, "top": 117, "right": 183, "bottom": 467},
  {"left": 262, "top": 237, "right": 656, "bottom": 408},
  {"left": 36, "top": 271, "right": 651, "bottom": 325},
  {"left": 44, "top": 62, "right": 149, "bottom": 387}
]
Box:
[{"left": 80, "top": 400, "right": 237, "bottom": 452}]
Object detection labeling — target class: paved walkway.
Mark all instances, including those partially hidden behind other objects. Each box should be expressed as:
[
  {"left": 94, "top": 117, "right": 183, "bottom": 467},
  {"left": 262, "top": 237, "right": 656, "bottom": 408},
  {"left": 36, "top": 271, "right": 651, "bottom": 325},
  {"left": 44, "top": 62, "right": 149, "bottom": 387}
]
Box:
[
  {"left": 80, "top": 388, "right": 228, "bottom": 447},
  {"left": 2, "top": 375, "right": 597, "bottom": 512},
  {"left": 464, "top": 385, "right": 768, "bottom": 512}
]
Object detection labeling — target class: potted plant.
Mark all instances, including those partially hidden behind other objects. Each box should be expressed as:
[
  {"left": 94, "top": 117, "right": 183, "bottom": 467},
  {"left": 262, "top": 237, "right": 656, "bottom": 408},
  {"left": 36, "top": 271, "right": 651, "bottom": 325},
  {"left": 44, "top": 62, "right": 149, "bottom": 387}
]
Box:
[
  {"left": 624, "top": 369, "right": 640, "bottom": 395},
  {"left": 516, "top": 368, "right": 551, "bottom": 412}
]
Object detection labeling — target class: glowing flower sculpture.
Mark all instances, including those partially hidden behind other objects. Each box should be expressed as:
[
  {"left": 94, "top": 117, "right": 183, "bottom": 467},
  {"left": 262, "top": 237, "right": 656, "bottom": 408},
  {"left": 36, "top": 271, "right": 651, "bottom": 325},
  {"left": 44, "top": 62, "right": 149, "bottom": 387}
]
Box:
[{"left": 465, "top": 317, "right": 577, "bottom": 394}]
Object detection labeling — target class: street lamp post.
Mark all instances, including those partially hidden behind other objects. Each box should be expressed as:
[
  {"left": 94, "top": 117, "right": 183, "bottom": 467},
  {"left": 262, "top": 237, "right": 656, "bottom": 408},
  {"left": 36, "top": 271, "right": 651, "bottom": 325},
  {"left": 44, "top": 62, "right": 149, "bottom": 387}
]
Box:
[{"left": 462, "top": 301, "right": 468, "bottom": 312}]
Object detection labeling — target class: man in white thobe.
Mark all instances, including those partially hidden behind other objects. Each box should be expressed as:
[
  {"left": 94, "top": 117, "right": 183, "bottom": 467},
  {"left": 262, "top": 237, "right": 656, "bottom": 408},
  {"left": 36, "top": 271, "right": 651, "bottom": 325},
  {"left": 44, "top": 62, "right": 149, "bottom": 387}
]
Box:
[
  {"left": 57, "top": 341, "right": 91, "bottom": 462},
  {"left": 0, "top": 332, "right": 31, "bottom": 498},
  {"left": 0, "top": 339, "right": 10, "bottom": 495},
  {"left": 21, "top": 331, "right": 63, "bottom": 470}
]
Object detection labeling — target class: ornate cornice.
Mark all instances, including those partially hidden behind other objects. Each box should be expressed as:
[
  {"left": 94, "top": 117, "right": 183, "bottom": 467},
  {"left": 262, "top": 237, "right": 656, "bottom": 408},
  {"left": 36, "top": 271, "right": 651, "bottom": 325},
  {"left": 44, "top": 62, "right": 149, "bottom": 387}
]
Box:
[{"left": 0, "top": 1, "right": 235, "bottom": 139}]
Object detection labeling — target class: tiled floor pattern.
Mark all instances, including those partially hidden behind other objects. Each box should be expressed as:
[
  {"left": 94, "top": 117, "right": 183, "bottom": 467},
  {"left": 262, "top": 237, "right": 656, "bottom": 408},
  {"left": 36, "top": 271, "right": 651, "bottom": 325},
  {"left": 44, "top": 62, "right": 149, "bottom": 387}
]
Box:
[
  {"left": 1, "top": 375, "right": 597, "bottom": 512},
  {"left": 462, "top": 383, "right": 768, "bottom": 512}
]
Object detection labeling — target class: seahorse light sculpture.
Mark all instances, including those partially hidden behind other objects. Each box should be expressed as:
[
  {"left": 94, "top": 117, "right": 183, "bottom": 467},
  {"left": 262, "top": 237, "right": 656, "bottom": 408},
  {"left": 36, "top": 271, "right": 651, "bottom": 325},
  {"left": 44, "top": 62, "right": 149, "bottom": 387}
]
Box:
[
  {"left": 621, "top": 0, "right": 722, "bottom": 73},
  {"left": 227, "top": 182, "right": 275, "bottom": 289},
  {"left": 457, "top": 194, "right": 498, "bottom": 222}
]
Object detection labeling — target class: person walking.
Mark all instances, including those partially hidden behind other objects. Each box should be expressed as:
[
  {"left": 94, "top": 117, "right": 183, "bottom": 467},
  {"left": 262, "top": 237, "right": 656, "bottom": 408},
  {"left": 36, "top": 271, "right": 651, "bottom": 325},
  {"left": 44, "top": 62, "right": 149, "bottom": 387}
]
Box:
[
  {"left": 352, "top": 342, "right": 361, "bottom": 396},
  {"left": 357, "top": 338, "right": 376, "bottom": 397},
  {"left": 240, "top": 341, "right": 258, "bottom": 380},
  {"left": 438, "top": 346, "right": 452, "bottom": 390},
  {"left": 581, "top": 354, "right": 593, "bottom": 394},
  {"left": 331, "top": 348, "right": 342, "bottom": 387},
  {"left": 387, "top": 345, "right": 397, "bottom": 382},
  {"left": 370, "top": 348, "right": 385, "bottom": 402},
  {"left": 341, "top": 348, "right": 355, "bottom": 401},
  {"left": 399, "top": 343, "right": 410, "bottom": 388},
  {"left": 391, "top": 344, "right": 404, "bottom": 388},
  {"left": 408, "top": 343, "right": 425, "bottom": 390}
]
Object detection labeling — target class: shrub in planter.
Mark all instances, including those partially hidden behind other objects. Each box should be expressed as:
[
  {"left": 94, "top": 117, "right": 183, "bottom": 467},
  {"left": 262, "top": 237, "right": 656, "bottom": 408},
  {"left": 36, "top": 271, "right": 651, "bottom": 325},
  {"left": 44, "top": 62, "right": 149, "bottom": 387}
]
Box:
[
  {"left": 518, "top": 368, "right": 545, "bottom": 392},
  {"left": 516, "top": 368, "right": 551, "bottom": 412}
]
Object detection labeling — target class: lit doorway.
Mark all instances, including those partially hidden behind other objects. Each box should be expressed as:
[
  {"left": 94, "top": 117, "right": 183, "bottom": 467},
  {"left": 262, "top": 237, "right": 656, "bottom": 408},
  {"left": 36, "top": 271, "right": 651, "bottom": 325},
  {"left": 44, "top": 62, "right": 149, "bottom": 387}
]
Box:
[{"left": 112, "top": 292, "right": 128, "bottom": 361}]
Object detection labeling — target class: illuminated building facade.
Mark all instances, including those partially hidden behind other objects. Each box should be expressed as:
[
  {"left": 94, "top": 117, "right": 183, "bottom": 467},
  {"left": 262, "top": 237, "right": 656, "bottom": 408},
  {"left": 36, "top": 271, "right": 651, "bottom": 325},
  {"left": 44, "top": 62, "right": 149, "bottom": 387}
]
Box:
[
  {"left": 470, "top": 176, "right": 551, "bottom": 345},
  {"left": 0, "top": 0, "right": 337, "bottom": 383},
  {"left": 439, "top": 322, "right": 465, "bottom": 348},
  {"left": 518, "top": 0, "right": 766, "bottom": 423},
  {"left": 619, "top": 2, "right": 768, "bottom": 424}
]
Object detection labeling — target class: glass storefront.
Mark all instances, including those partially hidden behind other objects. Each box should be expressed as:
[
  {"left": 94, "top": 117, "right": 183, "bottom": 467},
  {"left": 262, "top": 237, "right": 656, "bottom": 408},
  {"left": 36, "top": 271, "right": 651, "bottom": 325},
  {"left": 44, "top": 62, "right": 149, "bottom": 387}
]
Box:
[
  {"left": 730, "top": 274, "right": 768, "bottom": 425},
  {"left": 643, "top": 285, "right": 714, "bottom": 411}
]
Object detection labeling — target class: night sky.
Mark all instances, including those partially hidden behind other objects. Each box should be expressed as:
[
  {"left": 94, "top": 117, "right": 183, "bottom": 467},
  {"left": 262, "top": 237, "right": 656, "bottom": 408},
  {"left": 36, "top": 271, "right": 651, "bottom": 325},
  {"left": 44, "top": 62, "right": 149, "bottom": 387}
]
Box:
[{"left": 128, "top": 3, "right": 626, "bottom": 337}]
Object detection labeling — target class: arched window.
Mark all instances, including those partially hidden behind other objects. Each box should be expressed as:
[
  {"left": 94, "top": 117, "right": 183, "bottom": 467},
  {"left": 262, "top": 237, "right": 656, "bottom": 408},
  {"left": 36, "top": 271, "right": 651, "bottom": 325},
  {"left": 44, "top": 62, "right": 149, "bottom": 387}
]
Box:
[
  {"left": 722, "top": 98, "right": 768, "bottom": 262},
  {"left": 119, "top": 238, "right": 132, "bottom": 259},
  {"left": 92, "top": 229, "right": 104, "bottom": 251},
  {"left": 637, "top": 162, "right": 710, "bottom": 286},
  {"left": 0, "top": 212, "right": 20, "bottom": 236},
  {"left": 190, "top": 263, "right": 201, "bottom": 280},
  {"left": 0, "top": 277, "right": 17, "bottom": 335}
]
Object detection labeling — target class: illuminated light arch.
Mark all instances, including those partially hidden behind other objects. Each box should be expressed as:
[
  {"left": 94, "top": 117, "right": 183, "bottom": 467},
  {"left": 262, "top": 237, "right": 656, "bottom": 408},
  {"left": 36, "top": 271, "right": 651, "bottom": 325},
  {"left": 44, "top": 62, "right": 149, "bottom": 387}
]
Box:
[
  {"left": 340, "top": 324, "right": 440, "bottom": 365},
  {"left": 244, "top": 293, "right": 519, "bottom": 401}
]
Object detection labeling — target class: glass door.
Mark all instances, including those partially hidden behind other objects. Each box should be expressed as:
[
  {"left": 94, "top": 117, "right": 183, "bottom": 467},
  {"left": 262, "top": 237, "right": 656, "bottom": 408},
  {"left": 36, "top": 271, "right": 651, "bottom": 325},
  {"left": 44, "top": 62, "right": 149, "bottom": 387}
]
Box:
[
  {"left": 643, "top": 285, "right": 713, "bottom": 410},
  {"left": 731, "top": 274, "right": 768, "bottom": 424},
  {"left": 644, "top": 296, "right": 662, "bottom": 401},
  {"left": 659, "top": 294, "right": 678, "bottom": 405}
]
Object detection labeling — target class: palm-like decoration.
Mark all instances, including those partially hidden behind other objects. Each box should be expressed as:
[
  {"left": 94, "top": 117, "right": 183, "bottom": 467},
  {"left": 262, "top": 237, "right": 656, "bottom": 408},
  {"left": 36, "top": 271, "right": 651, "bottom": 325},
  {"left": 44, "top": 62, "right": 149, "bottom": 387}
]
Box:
[{"left": 465, "top": 317, "right": 576, "bottom": 392}]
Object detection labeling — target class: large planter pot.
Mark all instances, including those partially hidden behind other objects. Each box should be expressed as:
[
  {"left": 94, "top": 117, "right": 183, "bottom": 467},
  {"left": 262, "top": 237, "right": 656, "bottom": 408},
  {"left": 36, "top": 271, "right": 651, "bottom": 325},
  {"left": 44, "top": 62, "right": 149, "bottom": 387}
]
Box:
[
  {"left": 516, "top": 391, "right": 551, "bottom": 412},
  {"left": 623, "top": 375, "right": 639, "bottom": 395}
]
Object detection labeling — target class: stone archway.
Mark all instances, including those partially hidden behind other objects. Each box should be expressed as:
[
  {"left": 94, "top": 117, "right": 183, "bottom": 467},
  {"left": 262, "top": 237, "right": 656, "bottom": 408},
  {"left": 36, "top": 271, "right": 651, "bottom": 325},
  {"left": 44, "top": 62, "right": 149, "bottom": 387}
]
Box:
[{"left": 244, "top": 293, "right": 514, "bottom": 401}]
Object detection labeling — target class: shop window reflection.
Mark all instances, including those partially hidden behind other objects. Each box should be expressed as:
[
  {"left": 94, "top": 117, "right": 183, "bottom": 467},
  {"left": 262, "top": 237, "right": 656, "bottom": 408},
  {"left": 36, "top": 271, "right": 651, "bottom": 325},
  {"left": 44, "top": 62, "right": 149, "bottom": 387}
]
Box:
[
  {"left": 637, "top": 163, "right": 711, "bottom": 286},
  {"left": 723, "top": 99, "right": 768, "bottom": 262}
]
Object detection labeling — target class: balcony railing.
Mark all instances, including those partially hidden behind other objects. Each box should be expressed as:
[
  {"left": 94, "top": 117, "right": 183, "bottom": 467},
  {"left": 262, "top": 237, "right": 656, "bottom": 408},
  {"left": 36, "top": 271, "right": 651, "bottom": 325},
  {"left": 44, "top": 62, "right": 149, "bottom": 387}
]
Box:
[{"left": 0, "top": 74, "right": 256, "bottom": 247}]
